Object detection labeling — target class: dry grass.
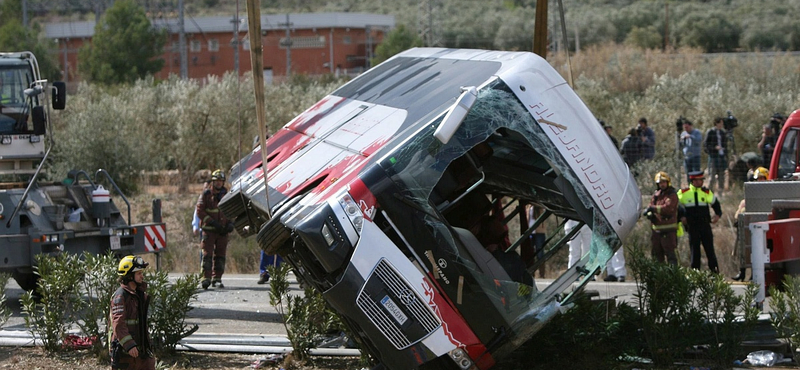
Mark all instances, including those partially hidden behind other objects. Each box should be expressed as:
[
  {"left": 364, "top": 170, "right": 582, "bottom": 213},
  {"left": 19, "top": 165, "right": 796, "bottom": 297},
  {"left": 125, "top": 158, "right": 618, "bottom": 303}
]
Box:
[
  {"left": 134, "top": 177, "right": 742, "bottom": 277},
  {"left": 127, "top": 183, "right": 261, "bottom": 274}
]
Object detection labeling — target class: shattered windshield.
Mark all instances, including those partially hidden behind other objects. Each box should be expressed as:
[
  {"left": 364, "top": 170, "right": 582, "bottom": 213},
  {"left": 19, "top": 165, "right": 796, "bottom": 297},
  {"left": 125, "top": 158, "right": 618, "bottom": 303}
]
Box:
[{"left": 382, "top": 79, "right": 619, "bottom": 352}]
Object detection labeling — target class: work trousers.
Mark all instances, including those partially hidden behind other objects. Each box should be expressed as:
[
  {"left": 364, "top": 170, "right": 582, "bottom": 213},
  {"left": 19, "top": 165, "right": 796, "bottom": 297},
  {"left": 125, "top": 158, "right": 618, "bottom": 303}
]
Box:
[
  {"left": 201, "top": 232, "right": 228, "bottom": 280},
  {"left": 687, "top": 223, "right": 718, "bottom": 272},
  {"left": 565, "top": 220, "right": 591, "bottom": 269},
  {"left": 605, "top": 249, "right": 627, "bottom": 278},
  {"left": 707, "top": 155, "right": 727, "bottom": 193},
  {"left": 651, "top": 230, "right": 678, "bottom": 265}
]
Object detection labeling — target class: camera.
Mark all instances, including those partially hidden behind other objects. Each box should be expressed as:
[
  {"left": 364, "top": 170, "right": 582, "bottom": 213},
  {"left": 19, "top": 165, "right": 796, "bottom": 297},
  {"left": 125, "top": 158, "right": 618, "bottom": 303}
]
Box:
[
  {"left": 723, "top": 111, "right": 738, "bottom": 130},
  {"left": 675, "top": 116, "right": 691, "bottom": 133},
  {"left": 769, "top": 112, "right": 784, "bottom": 134}
]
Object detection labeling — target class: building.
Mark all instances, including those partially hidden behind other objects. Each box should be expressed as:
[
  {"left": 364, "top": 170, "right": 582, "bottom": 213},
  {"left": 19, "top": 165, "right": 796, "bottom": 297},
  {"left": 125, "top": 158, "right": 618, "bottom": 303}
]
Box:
[{"left": 45, "top": 12, "right": 395, "bottom": 85}]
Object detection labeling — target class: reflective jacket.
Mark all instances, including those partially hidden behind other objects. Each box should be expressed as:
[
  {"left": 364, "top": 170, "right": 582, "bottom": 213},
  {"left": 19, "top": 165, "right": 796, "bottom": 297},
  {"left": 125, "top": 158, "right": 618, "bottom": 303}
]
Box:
[
  {"left": 109, "top": 282, "right": 151, "bottom": 355},
  {"left": 677, "top": 184, "right": 722, "bottom": 224}
]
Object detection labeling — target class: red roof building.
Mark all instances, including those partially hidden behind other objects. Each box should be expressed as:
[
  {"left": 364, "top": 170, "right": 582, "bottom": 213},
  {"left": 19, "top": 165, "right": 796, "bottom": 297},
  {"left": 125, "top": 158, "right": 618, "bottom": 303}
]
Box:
[{"left": 45, "top": 12, "right": 395, "bottom": 86}]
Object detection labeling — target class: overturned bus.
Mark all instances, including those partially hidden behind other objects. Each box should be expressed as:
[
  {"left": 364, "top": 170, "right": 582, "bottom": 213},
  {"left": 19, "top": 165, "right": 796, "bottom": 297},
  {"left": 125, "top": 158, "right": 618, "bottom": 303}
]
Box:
[{"left": 220, "top": 48, "right": 641, "bottom": 369}]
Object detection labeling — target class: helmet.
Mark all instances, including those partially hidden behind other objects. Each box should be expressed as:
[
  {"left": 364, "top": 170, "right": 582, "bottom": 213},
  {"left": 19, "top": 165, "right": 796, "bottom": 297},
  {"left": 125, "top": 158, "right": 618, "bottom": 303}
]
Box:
[
  {"left": 753, "top": 167, "right": 768, "bottom": 180},
  {"left": 654, "top": 171, "right": 671, "bottom": 186},
  {"left": 118, "top": 255, "right": 149, "bottom": 276},
  {"left": 211, "top": 169, "right": 225, "bottom": 181}
]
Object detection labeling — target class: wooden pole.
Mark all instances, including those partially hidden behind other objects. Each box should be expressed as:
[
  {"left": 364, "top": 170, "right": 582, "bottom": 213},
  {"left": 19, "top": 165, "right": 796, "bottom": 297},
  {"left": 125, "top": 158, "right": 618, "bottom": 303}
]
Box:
[
  {"left": 245, "top": 0, "right": 272, "bottom": 217},
  {"left": 533, "top": 0, "right": 548, "bottom": 58}
]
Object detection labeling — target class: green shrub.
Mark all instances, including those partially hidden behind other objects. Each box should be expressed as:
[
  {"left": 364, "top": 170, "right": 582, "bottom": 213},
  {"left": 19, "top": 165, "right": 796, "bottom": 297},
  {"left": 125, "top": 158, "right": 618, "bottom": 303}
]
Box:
[
  {"left": 0, "top": 273, "right": 12, "bottom": 328},
  {"left": 268, "top": 263, "right": 343, "bottom": 362},
  {"left": 20, "top": 253, "right": 200, "bottom": 359},
  {"left": 21, "top": 253, "right": 85, "bottom": 352},
  {"left": 146, "top": 271, "right": 201, "bottom": 356},
  {"left": 630, "top": 248, "right": 759, "bottom": 367},
  {"left": 75, "top": 252, "right": 120, "bottom": 358},
  {"left": 769, "top": 275, "right": 800, "bottom": 354},
  {"left": 508, "top": 292, "right": 642, "bottom": 369}
]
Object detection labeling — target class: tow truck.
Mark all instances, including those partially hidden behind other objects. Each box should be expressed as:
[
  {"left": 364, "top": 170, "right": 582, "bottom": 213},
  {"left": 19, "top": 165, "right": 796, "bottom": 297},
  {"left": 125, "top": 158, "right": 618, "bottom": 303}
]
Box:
[
  {"left": 737, "top": 109, "right": 800, "bottom": 305},
  {"left": 0, "top": 51, "right": 166, "bottom": 290},
  {"left": 220, "top": 48, "right": 641, "bottom": 369}
]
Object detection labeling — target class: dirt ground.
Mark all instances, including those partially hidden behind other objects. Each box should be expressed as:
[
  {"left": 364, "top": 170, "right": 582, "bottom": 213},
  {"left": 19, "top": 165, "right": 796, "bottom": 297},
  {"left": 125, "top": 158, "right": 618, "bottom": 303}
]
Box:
[{"left": 0, "top": 347, "right": 363, "bottom": 369}]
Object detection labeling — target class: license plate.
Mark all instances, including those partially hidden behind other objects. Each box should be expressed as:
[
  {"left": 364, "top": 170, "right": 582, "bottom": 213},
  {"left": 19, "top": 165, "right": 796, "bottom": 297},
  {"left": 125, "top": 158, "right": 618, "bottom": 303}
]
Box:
[
  {"left": 110, "top": 235, "right": 121, "bottom": 250},
  {"left": 380, "top": 295, "right": 408, "bottom": 325}
]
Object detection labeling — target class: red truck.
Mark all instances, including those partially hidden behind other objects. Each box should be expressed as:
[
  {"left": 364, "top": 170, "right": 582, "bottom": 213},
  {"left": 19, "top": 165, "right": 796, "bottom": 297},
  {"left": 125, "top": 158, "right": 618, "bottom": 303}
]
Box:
[{"left": 738, "top": 109, "right": 800, "bottom": 304}]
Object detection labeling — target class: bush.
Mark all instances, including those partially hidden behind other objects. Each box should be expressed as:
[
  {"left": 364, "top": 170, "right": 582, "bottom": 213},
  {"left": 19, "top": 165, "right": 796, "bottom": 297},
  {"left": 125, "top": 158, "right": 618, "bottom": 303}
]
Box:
[
  {"left": 506, "top": 292, "right": 641, "bottom": 369},
  {"left": 20, "top": 253, "right": 200, "bottom": 359},
  {"left": 769, "top": 275, "right": 800, "bottom": 354},
  {"left": 21, "top": 253, "right": 85, "bottom": 352},
  {"left": 146, "top": 271, "right": 201, "bottom": 356},
  {"left": 629, "top": 247, "right": 759, "bottom": 367},
  {"left": 0, "top": 273, "right": 12, "bottom": 328},
  {"left": 268, "top": 263, "right": 343, "bottom": 363},
  {"left": 75, "top": 252, "right": 120, "bottom": 358}
]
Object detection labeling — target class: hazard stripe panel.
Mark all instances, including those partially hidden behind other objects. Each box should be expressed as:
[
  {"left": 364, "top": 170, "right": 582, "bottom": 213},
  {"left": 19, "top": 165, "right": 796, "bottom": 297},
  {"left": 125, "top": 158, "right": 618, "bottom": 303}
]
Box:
[{"left": 144, "top": 224, "right": 166, "bottom": 252}]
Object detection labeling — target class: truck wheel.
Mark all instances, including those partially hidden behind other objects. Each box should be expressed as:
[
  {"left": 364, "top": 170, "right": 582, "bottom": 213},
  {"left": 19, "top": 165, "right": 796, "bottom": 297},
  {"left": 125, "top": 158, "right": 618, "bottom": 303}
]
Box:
[
  {"left": 12, "top": 271, "right": 39, "bottom": 292},
  {"left": 257, "top": 217, "right": 291, "bottom": 255}
]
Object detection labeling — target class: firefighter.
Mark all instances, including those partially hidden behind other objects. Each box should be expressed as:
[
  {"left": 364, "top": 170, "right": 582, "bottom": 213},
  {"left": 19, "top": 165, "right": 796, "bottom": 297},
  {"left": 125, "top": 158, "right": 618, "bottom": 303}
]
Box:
[
  {"left": 732, "top": 166, "right": 769, "bottom": 281},
  {"left": 645, "top": 171, "right": 679, "bottom": 265},
  {"left": 677, "top": 171, "right": 722, "bottom": 273},
  {"left": 197, "top": 169, "right": 234, "bottom": 289},
  {"left": 110, "top": 255, "right": 155, "bottom": 370}
]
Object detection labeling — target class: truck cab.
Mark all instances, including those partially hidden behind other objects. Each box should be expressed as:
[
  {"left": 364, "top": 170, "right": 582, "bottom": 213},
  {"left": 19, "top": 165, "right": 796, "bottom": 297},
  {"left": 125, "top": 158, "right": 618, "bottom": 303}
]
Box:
[{"left": 770, "top": 109, "right": 800, "bottom": 180}]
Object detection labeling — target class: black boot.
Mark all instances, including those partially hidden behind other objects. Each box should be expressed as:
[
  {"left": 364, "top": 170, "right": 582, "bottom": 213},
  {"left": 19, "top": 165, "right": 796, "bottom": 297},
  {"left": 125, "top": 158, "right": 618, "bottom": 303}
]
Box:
[{"left": 732, "top": 268, "right": 746, "bottom": 282}]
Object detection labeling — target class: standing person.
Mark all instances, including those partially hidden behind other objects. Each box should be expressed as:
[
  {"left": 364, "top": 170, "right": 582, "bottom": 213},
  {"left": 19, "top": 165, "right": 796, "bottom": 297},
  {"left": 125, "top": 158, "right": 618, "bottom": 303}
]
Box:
[
  {"left": 604, "top": 124, "right": 619, "bottom": 149},
  {"left": 680, "top": 119, "right": 703, "bottom": 182},
  {"left": 110, "top": 255, "right": 155, "bottom": 370},
  {"left": 704, "top": 117, "right": 728, "bottom": 194},
  {"left": 197, "top": 169, "right": 234, "bottom": 289},
  {"left": 604, "top": 249, "right": 627, "bottom": 282},
  {"left": 732, "top": 167, "right": 769, "bottom": 281},
  {"left": 757, "top": 124, "right": 777, "bottom": 170},
  {"left": 637, "top": 117, "right": 656, "bottom": 160},
  {"left": 258, "top": 251, "right": 283, "bottom": 284},
  {"left": 645, "top": 171, "right": 680, "bottom": 265},
  {"left": 678, "top": 171, "right": 722, "bottom": 273},
  {"left": 565, "top": 219, "right": 591, "bottom": 270},
  {"left": 620, "top": 128, "right": 642, "bottom": 169}
]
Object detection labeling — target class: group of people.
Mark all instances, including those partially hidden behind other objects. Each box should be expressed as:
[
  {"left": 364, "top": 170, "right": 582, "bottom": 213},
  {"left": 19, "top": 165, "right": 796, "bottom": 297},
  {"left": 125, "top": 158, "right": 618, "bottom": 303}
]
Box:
[
  {"left": 607, "top": 117, "right": 656, "bottom": 170},
  {"left": 643, "top": 170, "right": 722, "bottom": 272},
  {"left": 679, "top": 112, "right": 787, "bottom": 194}
]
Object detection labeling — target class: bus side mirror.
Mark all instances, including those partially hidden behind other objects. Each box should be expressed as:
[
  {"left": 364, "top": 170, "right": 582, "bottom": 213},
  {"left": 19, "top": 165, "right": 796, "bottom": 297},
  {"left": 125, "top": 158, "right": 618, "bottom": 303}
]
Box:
[
  {"left": 32, "top": 106, "right": 46, "bottom": 135},
  {"left": 434, "top": 86, "right": 478, "bottom": 144},
  {"left": 52, "top": 81, "right": 66, "bottom": 110}
]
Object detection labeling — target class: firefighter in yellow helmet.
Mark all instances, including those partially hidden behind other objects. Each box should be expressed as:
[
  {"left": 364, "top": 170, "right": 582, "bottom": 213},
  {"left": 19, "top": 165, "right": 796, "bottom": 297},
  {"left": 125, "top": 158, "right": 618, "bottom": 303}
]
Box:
[
  {"left": 197, "top": 169, "right": 234, "bottom": 289},
  {"left": 644, "top": 171, "right": 680, "bottom": 264},
  {"left": 109, "top": 255, "right": 155, "bottom": 370},
  {"left": 732, "top": 166, "right": 769, "bottom": 281},
  {"left": 752, "top": 166, "right": 769, "bottom": 181}
]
